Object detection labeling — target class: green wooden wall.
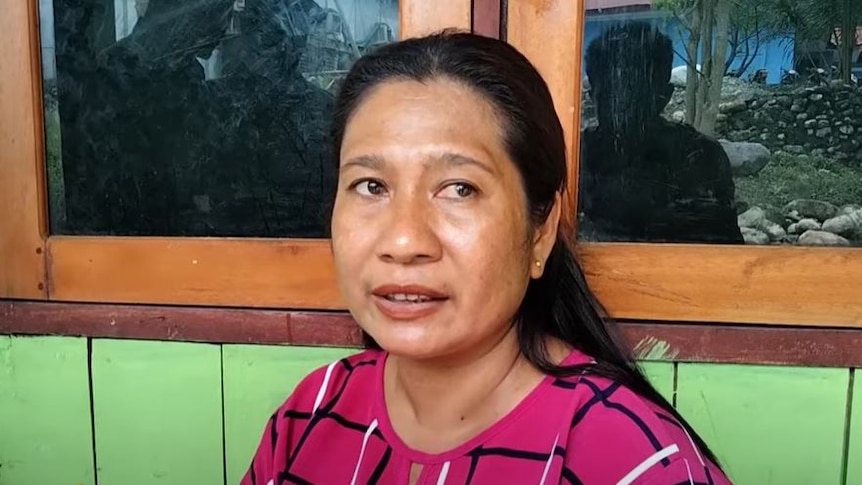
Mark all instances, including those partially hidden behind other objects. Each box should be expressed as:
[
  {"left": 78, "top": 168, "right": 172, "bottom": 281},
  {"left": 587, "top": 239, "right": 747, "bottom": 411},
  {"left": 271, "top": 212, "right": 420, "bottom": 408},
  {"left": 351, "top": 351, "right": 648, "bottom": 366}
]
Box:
[{"left": 1, "top": 335, "right": 859, "bottom": 485}]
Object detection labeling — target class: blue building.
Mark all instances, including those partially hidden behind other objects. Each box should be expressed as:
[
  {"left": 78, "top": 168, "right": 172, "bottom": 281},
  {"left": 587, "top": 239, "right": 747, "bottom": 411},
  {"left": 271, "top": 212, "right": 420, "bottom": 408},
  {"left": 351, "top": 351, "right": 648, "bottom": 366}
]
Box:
[{"left": 584, "top": 0, "right": 795, "bottom": 84}]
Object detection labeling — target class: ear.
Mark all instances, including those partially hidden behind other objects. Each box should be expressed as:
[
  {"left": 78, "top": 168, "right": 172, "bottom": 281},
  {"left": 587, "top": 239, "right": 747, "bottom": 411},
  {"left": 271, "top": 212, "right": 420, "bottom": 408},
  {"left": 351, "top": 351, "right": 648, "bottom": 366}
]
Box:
[{"left": 530, "top": 192, "right": 562, "bottom": 279}]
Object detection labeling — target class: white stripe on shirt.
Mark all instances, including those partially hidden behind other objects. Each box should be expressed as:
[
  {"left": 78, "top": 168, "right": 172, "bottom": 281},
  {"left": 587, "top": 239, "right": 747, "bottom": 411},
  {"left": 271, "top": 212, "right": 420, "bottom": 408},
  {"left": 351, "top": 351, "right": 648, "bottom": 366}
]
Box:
[
  {"left": 616, "top": 444, "right": 680, "bottom": 485},
  {"left": 436, "top": 461, "right": 451, "bottom": 485},
  {"left": 538, "top": 433, "right": 560, "bottom": 485},
  {"left": 311, "top": 361, "right": 337, "bottom": 414},
  {"left": 349, "top": 419, "right": 379, "bottom": 485}
]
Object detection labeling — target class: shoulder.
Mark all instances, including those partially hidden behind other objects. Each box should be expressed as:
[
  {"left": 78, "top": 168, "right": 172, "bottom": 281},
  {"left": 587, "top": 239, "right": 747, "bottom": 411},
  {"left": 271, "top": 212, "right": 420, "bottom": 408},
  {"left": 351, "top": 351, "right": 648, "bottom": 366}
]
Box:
[
  {"left": 279, "top": 349, "right": 382, "bottom": 413},
  {"left": 239, "top": 349, "right": 383, "bottom": 485},
  {"left": 556, "top": 371, "right": 729, "bottom": 484}
]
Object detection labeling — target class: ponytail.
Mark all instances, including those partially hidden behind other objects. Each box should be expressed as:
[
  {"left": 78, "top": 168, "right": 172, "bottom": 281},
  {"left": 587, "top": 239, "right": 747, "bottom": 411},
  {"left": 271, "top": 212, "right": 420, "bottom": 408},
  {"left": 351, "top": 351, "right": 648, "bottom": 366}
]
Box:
[{"left": 517, "top": 232, "right": 722, "bottom": 466}]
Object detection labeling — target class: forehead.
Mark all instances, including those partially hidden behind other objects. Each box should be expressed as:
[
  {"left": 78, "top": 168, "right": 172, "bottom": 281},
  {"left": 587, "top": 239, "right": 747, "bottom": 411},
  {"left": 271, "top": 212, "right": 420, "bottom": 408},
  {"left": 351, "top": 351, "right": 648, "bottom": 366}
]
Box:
[{"left": 340, "top": 78, "right": 504, "bottom": 154}]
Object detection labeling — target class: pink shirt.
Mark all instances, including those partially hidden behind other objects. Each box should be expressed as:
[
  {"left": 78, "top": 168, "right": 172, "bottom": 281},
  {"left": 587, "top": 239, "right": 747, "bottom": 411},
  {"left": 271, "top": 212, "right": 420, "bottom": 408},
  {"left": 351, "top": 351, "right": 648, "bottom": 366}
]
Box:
[{"left": 241, "top": 348, "right": 731, "bottom": 484}]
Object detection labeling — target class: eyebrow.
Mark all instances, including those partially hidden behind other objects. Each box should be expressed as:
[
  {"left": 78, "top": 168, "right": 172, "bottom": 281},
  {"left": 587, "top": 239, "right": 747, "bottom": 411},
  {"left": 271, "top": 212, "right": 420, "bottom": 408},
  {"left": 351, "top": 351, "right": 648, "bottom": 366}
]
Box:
[
  {"left": 340, "top": 151, "right": 496, "bottom": 175},
  {"left": 340, "top": 154, "right": 386, "bottom": 172}
]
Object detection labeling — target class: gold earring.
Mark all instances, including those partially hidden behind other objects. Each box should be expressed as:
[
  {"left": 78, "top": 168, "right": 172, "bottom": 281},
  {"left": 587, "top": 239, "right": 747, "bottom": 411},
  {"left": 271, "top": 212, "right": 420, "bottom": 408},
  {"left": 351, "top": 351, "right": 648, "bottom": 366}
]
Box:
[{"left": 535, "top": 260, "right": 542, "bottom": 268}]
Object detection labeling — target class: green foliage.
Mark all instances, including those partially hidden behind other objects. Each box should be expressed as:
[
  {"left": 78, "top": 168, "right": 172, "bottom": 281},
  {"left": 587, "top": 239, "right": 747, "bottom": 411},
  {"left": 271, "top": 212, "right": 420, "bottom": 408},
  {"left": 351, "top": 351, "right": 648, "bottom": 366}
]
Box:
[{"left": 735, "top": 153, "right": 862, "bottom": 209}]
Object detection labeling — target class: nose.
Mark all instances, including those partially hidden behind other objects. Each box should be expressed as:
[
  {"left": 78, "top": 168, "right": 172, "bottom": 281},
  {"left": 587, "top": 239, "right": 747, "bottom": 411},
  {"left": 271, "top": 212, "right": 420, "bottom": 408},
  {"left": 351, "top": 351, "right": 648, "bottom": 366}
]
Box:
[{"left": 376, "top": 191, "right": 442, "bottom": 265}]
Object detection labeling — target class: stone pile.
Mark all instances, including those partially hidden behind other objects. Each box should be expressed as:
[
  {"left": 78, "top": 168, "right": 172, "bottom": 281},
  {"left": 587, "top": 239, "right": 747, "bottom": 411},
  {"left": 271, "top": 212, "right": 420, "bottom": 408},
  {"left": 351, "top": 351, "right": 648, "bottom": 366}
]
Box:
[{"left": 738, "top": 200, "right": 862, "bottom": 246}]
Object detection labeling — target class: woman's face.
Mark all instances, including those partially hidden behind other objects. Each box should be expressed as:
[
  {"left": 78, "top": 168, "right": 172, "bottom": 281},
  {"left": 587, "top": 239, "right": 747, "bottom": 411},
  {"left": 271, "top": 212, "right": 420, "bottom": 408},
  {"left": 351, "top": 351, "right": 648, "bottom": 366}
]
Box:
[{"left": 332, "top": 78, "right": 558, "bottom": 362}]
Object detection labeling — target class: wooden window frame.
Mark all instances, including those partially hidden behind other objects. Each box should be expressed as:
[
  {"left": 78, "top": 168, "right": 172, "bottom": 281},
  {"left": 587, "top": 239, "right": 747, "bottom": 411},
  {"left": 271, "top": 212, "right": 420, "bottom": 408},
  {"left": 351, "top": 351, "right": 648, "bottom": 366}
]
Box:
[{"left": 1, "top": 0, "right": 860, "bottom": 327}]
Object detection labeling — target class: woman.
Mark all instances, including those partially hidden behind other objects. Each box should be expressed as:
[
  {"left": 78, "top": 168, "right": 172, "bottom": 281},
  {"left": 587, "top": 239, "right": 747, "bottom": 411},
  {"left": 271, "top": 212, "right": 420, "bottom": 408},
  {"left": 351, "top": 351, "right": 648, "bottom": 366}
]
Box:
[{"left": 241, "top": 31, "right": 732, "bottom": 485}]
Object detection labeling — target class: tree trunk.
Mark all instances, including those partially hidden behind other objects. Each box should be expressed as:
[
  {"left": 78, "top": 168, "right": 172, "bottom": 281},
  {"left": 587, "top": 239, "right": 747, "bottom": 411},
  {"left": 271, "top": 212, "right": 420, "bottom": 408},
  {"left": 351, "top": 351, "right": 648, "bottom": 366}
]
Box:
[
  {"left": 700, "top": 0, "right": 731, "bottom": 136},
  {"left": 839, "top": 0, "right": 854, "bottom": 84},
  {"left": 684, "top": 0, "right": 702, "bottom": 126},
  {"left": 695, "top": 0, "right": 714, "bottom": 130}
]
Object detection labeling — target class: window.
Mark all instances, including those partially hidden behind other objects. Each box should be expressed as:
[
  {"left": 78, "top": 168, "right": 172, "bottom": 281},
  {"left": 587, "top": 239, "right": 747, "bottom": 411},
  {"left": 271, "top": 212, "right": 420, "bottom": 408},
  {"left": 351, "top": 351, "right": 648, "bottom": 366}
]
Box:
[
  {"left": 1, "top": 0, "right": 471, "bottom": 307},
  {"left": 2, "top": 0, "right": 860, "bottom": 327},
  {"left": 577, "top": 1, "right": 862, "bottom": 247},
  {"left": 510, "top": 0, "right": 862, "bottom": 326},
  {"left": 42, "top": 0, "right": 398, "bottom": 238}
]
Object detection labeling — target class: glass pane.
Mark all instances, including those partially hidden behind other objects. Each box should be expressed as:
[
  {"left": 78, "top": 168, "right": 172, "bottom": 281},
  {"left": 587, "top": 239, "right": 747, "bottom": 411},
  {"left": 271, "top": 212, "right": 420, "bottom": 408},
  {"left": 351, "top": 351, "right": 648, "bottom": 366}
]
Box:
[
  {"left": 577, "top": 1, "right": 862, "bottom": 247},
  {"left": 40, "top": 0, "right": 398, "bottom": 237}
]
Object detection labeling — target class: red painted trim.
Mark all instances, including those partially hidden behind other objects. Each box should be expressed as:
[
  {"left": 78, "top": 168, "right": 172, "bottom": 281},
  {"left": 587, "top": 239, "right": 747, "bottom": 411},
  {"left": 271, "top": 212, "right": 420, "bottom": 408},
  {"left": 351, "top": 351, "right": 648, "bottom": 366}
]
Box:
[
  {"left": 472, "top": 0, "right": 502, "bottom": 38},
  {"left": 621, "top": 322, "right": 862, "bottom": 368},
  {"left": 3, "top": 300, "right": 862, "bottom": 367}
]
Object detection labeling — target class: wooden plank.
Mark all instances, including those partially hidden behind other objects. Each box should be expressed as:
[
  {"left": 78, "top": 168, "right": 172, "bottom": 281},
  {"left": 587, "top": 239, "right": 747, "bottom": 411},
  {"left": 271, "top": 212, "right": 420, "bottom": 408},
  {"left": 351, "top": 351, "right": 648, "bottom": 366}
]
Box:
[
  {"left": 623, "top": 322, "right": 862, "bottom": 368},
  {"left": 91, "top": 339, "right": 223, "bottom": 485},
  {"left": 847, "top": 370, "right": 861, "bottom": 485},
  {"left": 639, "top": 361, "right": 674, "bottom": 402},
  {"left": 473, "top": 0, "right": 502, "bottom": 38},
  {"left": 223, "top": 345, "right": 354, "bottom": 485},
  {"left": 46, "top": 237, "right": 862, "bottom": 326},
  {"left": 7, "top": 301, "right": 862, "bottom": 367},
  {"left": 580, "top": 243, "right": 862, "bottom": 327},
  {"left": 0, "top": 336, "right": 94, "bottom": 485},
  {"left": 507, "top": 0, "right": 584, "bottom": 230},
  {"left": 400, "top": 0, "right": 472, "bottom": 38},
  {"left": 0, "top": 300, "right": 294, "bottom": 345},
  {"left": 0, "top": 0, "right": 47, "bottom": 298},
  {"left": 676, "top": 364, "right": 848, "bottom": 484},
  {"left": 47, "top": 236, "right": 343, "bottom": 309}
]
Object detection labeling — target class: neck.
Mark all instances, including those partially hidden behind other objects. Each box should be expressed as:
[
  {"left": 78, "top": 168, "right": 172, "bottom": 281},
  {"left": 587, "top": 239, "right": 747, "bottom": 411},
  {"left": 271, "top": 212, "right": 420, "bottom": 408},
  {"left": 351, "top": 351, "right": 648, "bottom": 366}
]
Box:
[{"left": 385, "top": 327, "right": 531, "bottom": 430}]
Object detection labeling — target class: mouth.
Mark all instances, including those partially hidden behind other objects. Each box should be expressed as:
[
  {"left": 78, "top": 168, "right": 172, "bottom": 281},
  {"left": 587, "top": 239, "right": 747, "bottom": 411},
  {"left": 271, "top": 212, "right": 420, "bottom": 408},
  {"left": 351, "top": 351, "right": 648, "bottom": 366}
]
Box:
[{"left": 371, "top": 284, "right": 449, "bottom": 320}]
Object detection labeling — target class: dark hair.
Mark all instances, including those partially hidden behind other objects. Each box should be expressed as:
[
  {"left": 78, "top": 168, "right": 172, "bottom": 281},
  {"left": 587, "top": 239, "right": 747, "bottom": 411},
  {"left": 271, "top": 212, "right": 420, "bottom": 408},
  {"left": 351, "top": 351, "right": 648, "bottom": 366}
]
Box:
[
  {"left": 585, "top": 21, "right": 674, "bottom": 86},
  {"left": 330, "top": 30, "right": 720, "bottom": 466}
]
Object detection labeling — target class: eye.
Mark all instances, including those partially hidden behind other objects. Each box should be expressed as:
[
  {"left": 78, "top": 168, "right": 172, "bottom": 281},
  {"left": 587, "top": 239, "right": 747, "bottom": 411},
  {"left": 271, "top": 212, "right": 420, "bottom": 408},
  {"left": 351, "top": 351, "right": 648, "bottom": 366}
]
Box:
[
  {"left": 438, "top": 182, "right": 478, "bottom": 199},
  {"left": 350, "top": 179, "right": 387, "bottom": 197}
]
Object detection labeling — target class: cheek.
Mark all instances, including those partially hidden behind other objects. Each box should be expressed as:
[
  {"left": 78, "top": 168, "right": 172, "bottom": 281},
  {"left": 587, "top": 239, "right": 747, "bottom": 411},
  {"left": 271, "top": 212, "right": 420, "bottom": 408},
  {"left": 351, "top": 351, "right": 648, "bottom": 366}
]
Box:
[
  {"left": 448, "top": 208, "right": 532, "bottom": 286},
  {"left": 331, "top": 202, "right": 368, "bottom": 277}
]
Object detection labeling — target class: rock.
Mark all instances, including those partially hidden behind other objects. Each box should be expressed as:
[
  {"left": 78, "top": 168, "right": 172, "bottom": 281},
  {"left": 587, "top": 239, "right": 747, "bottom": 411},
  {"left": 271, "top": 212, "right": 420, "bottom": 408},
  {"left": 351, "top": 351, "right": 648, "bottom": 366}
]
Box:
[
  {"left": 839, "top": 204, "right": 862, "bottom": 216},
  {"left": 815, "top": 127, "right": 832, "bottom": 137},
  {"left": 672, "top": 110, "right": 685, "bottom": 123},
  {"left": 788, "top": 218, "right": 821, "bottom": 234},
  {"left": 839, "top": 125, "right": 855, "bottom": 135},
  {"left": 783, "top": 199, "right": 837, "bottom": 222},
  {"left": 786, "top": 209, "right": 802, "bottom": 222},
  {"left": 811, "top": 148, "right": 826, "bottom": 157},
  {"left": 719, "top": 141, "right": 771, "bottom": 176},
  {"left": 737, "top": 206, "right": 767, "bottom": 228},
  {"left": 810, "top": 93, "right": 824, "bottom": 102},
  {"left": 784, "top": 144, "right": 804, "bottom": 154},
  {"left": 719, "top": 99, "right": 748, "bottom": 114},
  {"left": 738, "top": 207, "right": 786, "bottom": 241},
  {"left": 741, "top": 227, "right": 770, "bottom": 245},
  {"left": 798, "top": 230, "right": 850, "bottom": 246},
  {"left": 821, "top": 209, "right": 862, "bottom": 239},
  {"left": 671, "top": 64, "right": 699, "bottom": 87},
  {"left": 763, "top": 223, "right": 787, "bottom": 241},
  {"left": 782, "top": 234, "right": 800, "bottom": 244}
]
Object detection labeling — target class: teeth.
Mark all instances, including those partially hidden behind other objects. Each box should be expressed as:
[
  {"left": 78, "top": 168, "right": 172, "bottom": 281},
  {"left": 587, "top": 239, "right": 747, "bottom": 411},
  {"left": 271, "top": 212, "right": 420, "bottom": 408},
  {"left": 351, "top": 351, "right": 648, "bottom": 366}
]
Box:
[{"left": 386, "top": 293, "right": 432, "bottom": 303}]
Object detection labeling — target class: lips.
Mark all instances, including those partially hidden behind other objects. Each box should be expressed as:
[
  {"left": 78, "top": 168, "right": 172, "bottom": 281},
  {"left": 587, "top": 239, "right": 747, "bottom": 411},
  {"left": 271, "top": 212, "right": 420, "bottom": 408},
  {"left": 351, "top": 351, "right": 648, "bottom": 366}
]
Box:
[{"left": 371, "top": 284, "right": 449, "bottom": 320}]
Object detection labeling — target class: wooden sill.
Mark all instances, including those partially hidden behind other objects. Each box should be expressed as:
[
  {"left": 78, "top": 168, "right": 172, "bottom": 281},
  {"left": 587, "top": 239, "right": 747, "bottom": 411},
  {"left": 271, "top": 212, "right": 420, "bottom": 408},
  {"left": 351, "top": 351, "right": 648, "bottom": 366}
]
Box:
[
  {"left": 578, "top": 243, "right": 862, "bottom": 327},
  {"left": 47, "top": 236, "right": 343, "bottom": 309},
  {"left": 47, "top": 236, "right": 862, "bottom": 327}
]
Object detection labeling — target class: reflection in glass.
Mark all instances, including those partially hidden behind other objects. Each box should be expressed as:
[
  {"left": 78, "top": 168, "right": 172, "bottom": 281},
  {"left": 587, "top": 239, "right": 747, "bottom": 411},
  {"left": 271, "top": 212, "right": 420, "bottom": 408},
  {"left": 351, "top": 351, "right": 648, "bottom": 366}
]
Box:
[
  {"left": 40, "top": 0, "right": 398, "bottom": 237},
  {"left": 577, "top": 2, "right": 862, "bottom": 247}
]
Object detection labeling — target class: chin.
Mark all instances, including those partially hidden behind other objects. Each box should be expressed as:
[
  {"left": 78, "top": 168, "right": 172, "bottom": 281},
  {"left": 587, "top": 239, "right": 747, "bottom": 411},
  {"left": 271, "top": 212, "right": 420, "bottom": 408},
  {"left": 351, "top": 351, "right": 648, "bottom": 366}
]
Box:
[{"left": 368, "top": 332, "right": 451, "bottom": 360}]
